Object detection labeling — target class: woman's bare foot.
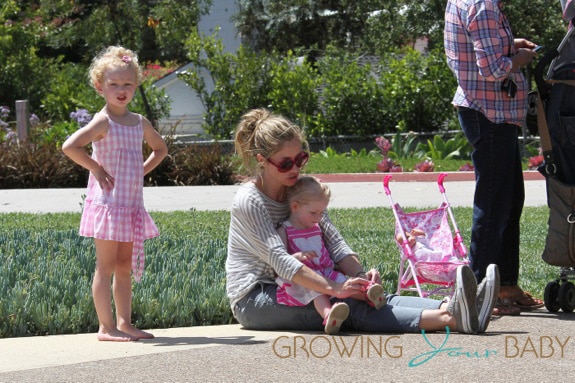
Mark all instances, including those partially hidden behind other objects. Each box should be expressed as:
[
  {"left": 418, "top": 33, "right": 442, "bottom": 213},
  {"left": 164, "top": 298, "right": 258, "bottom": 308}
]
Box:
[
  {"left": 97, "top": 328, "right": 137, "bottom": 342},
  {"left": 119, "top": 324, "right": 154, "bottom": 340},
  {"left": 498, "top": 285, "right": 524, "bottom": 298}
]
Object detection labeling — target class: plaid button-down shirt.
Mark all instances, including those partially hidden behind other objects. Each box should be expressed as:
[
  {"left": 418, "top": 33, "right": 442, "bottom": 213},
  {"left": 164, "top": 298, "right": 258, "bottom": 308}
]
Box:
[{"left": 444, "top": 0, "right": 528, "bottom": 126}]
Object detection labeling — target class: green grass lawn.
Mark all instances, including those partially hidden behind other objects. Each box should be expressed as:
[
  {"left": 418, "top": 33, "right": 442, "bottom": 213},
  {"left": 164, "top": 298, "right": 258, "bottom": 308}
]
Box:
[
  {"left": 303, "top": 154, "right": 533, "bottom": 174},
  {"left": 0, "top": 206, "right": 558, "bottom": 338}
]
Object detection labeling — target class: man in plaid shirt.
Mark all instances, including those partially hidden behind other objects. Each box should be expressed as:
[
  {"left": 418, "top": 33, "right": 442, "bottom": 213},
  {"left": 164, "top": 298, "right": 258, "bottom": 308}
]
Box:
[{"left": 444, "top": 0, "right": 543, "bottom": 316}]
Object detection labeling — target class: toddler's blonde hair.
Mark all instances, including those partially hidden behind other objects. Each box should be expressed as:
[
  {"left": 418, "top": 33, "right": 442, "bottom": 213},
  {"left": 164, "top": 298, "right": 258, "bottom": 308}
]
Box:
[
  {"left": 88, "top": 46, "right": 142, "bottom": 88},
  {"left": 287, "top": 176, "right": 331, "bottom": 206}
]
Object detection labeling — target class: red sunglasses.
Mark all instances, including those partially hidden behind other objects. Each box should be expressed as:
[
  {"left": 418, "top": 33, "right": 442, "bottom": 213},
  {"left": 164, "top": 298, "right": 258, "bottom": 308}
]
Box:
[{"left": 267, "top": 151, "right": 310, "bottom": 173}]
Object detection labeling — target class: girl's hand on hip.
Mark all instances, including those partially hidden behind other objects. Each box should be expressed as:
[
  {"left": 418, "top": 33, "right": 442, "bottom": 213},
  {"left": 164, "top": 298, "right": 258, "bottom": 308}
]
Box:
[{"left": 92, "top": 165, "right": 114, "bottom": 192}]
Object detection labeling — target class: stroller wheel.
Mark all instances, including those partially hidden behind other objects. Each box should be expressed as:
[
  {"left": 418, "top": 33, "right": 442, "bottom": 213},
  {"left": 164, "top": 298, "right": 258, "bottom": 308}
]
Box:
[
  {"left": 544, "top": 281, "right": 561, "bottom": 312},
  {"left": 559, "top": 282, "right": 575, "bottom": 313}
]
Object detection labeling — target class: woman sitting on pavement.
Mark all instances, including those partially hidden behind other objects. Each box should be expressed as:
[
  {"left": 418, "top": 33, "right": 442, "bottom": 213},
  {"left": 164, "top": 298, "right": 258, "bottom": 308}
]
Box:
[{"left": 225, "top": 107, "right": 500, "bottom": 334}]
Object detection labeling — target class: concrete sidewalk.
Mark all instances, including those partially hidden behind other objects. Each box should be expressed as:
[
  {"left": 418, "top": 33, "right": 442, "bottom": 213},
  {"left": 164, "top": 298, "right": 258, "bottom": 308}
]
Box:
[
  {"left": 0, "top": 174, "right": 562, "bottom": 383},
  {"left": 2, "top": 311, "right": 575, "bottom": 382},
  {"left": 0, "top": 174, "right": 548, "bottom": 214}
]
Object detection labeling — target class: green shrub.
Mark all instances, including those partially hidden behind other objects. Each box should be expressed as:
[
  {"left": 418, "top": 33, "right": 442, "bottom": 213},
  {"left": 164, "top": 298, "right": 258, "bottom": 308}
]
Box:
[
  {"left": 150, "top": 142, "right": 236, "bottom": 186},
  {"left": 181, "top": 34, "right": 458, "bottom": 139},
  {"left": 0, "top": 5, "right": 57, "bottom": 113},
  {"left": 386, "top": 131, "right": 422, "bottom": 160},
  {"left": 41, "top": 63, "right": 97, "bottom": 122},
  {"left": 418, "top": 132, "right": 473, "bottom": 160},
  {"left": 181, "top": 30, "right": 273, "bottom": 139},
  {"left": 1, "top": 125, "right": 236, "bottom": 188},
  {"left": 315, "top": 53, "right": 390, "bottom": 137},
  {"left": 268, "top": 50, "right": 320, "bottom": 132},
  {"left": 0, "top": 137, "right": 88, "bottom": 188},
  {"left": 379, "top": 48, "right": 457, "bottom": 133}
]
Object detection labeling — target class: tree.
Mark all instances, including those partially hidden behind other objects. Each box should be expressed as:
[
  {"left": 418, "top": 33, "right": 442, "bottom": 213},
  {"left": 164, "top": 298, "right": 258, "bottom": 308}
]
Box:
[
  {"left": 504, "top": 0, "right": 566, "bottom": 53},
  {"left": 0, "top": 1, "right": 59, "bottom": 112},
  {"left": 0, "top": 1, "right": 202, "bottom": 121},
  {"left": 233, "top": 0, "right": 383, "bottom": 53},
  {"left": 234, "top": 0, "right": 568, "bottom": 57},
  {"left": 30, "top": 0, "right": 212, "bottom": 63}
]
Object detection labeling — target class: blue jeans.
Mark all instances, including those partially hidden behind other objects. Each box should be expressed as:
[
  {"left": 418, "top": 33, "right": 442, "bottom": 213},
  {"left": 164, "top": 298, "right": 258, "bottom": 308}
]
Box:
[
  {"left": 457, "top": 107, "right": 525, "bottom": 286},
  {"left": 233, "top": 282, "right": 442, "bottom": 333}
]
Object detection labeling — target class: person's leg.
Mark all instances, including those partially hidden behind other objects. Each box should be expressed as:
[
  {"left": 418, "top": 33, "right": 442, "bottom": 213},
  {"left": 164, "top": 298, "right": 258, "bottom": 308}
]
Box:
[
  {"left": 313, "top": 294, "right": 333, "bottom": 319},
  {"left": 234, "top": 282, "right": 324, "bottom": 331},
  {"left": 92, "top": 239, "right": 134, "bottom": 342},
  {"left": 345, "top": 265, "right": 486, "bottom": 334},
  {"left": 458, "top": 108, "right": 523, "bottom": 283},
  {"left": 492, "top": 125, "right": 524, "bottom": 286},
  {"left": 113, "top": 241, "right": 154, "bottom": 340},
  {"left": 344, "top": 296, "right": 442, "bottom": 333},
  {"left": 235, "top": 270, "right": 492, "bottom": 334}
]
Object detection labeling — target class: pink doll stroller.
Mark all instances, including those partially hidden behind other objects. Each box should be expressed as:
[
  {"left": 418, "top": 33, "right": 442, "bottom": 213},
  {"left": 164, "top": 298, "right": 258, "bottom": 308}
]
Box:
[{"left": 383, "top": 173, "right": 469, "bottom": 298}]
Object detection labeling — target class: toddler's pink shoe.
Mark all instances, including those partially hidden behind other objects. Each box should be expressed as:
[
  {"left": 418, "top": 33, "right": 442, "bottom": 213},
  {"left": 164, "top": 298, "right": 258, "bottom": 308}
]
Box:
[
  {"left": 323, "top": 302, "right": 350, "bottom": 335},
  {"left": 365, "top": 283, "right": 386, "bottom": 310}
]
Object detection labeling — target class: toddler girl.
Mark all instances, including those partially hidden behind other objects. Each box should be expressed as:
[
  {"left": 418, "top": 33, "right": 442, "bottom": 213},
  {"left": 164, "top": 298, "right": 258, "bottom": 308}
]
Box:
[{"left": 276, "top": 176, "right": 386, "bottom": 334}]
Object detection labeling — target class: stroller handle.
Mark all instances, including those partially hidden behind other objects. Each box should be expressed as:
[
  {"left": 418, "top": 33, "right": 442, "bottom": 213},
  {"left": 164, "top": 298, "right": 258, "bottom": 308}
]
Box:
[
  {"left": 438, "top": 173, "right": 448, "bottom": 193},
  {"left": 383, "top": 175, "right": 393, "bottom": 195}
]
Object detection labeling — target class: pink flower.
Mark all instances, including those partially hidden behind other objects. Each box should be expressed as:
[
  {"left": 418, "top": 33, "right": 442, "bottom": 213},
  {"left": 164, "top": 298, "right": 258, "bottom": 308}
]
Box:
[
  {"left": 121, "top": 55, "right": 132, "bottom": 64},
  {"left": 415, "top": 159, "right": 434, "bottom": 172},
  {"left": 528, "top": 155, "right": 543, "bottom": 170},
  {"left": 375, "top": 136, "right": 391, "bottom": 157},
  {"left": 458, "top": 162, "right": 474, "bottom": 171},
  {"left": 377, "top": 158, "right": 396, "bottom": 172}
]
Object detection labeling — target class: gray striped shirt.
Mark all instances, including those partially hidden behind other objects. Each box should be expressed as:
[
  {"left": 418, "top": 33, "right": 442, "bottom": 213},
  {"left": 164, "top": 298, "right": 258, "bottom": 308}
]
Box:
[{"left": 226, "top": 181, "right": 356, "bottom": 309}]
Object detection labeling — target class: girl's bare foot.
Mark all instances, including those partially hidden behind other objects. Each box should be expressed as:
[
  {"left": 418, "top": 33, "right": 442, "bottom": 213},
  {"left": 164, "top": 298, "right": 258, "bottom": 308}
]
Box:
[
  {"left": 97, "top": 328, "right": 137, "bottom": 342},
  {"left": 119, "top": 324, "right": 154, "bottom": 340}
]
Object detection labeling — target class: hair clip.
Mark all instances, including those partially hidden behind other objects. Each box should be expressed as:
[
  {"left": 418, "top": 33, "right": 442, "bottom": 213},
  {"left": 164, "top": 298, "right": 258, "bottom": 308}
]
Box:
[{"left": 121, "top": 55, "right": 132, "bottom": 64}]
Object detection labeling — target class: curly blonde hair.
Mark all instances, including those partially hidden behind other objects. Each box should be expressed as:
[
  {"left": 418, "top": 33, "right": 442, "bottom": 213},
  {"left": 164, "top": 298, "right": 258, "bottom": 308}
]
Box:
[
  {"left": 88, "top": 46, "right": 142, "bottom": 88},
  {"left": 234, "top": 108, "right": 308, "bottom": 176}
]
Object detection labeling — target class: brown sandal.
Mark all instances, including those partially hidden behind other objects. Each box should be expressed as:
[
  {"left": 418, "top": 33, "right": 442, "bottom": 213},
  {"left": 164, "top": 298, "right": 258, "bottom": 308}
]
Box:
[
  {"left": 512, "top": 291, "right": 544, "bottom": 310},
  {"left": 492, "top": 298, "right": 521, "bottom": 316}
]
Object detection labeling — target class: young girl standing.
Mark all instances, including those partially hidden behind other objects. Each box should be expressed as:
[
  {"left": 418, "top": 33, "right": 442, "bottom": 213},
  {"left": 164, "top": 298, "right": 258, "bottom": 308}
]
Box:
[
  {"left": 275, "top": 176, "right": 386, "bottom": 334},
  {"left": 62, "top": 46, "right": 168, "bottom": 342}
]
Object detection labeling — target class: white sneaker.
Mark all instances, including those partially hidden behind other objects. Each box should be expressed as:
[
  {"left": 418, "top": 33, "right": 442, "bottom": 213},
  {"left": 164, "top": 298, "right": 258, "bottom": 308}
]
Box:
[
  {"left": 447, "top": 265, "right": 479, "bottom": 334},
  {"left": 324, "top": 302, "right": 350, "bottom": 335},
  {"left": 366, "top": 283, "right": 386, "bottom": 309},
  {"left": 476, "top": 264, "right": 500, "bottom": 333}
]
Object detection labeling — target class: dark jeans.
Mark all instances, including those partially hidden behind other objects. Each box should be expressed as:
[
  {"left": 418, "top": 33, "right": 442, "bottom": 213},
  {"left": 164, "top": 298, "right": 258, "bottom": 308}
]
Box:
[{"left": 457, "top": 107, "right": 525, "bottom": 286}]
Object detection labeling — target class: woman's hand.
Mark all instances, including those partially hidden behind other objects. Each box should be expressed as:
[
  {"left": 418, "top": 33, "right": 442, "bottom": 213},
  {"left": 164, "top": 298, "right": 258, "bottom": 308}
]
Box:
[
  {"left": 514, "top": 38, "right": 537, "bottom": 50},
  {"left": 511, "top": 49, "right": 537, "bottom": 71},
  {"left": 364, "top": 268, "right": 383, "bottom": 285},
  {"left": 356, "top": 268, "right": 383, "bottom": 285},
  {"left": 292, "top": 251, "right": 317, "bottom": 263},
  {"left": 333, "top": 277, "right": 370, "bottom": 299}
]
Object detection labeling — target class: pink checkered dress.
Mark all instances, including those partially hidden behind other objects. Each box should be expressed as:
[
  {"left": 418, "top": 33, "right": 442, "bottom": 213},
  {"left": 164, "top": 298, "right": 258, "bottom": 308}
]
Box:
[{"left": 79, "top": 114, "right": 159, "bottom": 281}]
